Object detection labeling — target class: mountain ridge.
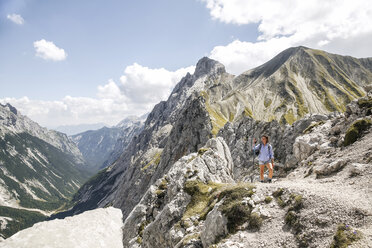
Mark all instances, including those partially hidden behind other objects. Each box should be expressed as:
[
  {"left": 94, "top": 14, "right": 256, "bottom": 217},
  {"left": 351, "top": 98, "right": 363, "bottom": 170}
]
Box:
[
  {"left": 5, "top": 46, "right": 372, "bottom": 247},
  {"left": 44, "top": 47, "right": 372, "bottom": 247}
]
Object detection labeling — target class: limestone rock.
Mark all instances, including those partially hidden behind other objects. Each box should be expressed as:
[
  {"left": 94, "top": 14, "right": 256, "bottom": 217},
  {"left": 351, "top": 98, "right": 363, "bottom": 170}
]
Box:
[{"left": 201, "top": 202, "right": 228, "bottom": 248}]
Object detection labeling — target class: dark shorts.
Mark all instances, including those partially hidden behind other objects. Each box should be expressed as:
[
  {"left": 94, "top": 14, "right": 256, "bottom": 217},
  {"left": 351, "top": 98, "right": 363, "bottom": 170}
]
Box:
[{"left": 259, "top": 160, "right": 271, "bottom": 165}]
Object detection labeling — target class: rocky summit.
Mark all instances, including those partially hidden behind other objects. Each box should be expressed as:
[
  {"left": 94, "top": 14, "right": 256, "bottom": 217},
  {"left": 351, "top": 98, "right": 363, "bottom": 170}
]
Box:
[{"left": 2, "top": 46, "right": 372, "bottom": 247}]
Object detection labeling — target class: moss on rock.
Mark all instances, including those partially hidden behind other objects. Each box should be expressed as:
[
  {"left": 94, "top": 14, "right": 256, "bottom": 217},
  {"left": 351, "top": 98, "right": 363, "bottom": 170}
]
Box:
[
  {"left": 218, "top": 184, "right": 255, "bottom": 233},
  {"left": 303, "top": 121, "right": 325, "bottom": 134},
  {"left": 344, "top": 119, "right": 372, "bottom": 146},
  {"left": 183, "top": 180, "right": 221, "bottom": 221},
  {"left": 198, "top": 148, "right": 209, "bottom": 156},
  {"left": 183, "top": 180, "right": 255, "bottom": 234},
  {"left": 357, "top": 98, "right": 372, "bottom": 109},
  {"left": 264, "top": 196, "right": 273, "bottom": 204}
]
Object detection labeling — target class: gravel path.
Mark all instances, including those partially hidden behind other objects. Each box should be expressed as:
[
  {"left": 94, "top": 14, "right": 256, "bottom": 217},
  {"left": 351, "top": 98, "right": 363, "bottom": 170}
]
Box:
[{"left": 217, "top": 163, "right": 372, "bottom": 248}]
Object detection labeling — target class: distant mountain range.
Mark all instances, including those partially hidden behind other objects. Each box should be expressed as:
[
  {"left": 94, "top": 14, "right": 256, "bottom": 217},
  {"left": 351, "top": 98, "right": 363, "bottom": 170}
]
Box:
[
  {"left": 53, "top": 123, "right": 108, "bottom": 136},
  {"left": 0, "top": 103, "right": 146, "bottom": 238},
  {"left": 0, "top": 102, "right": 93, "bottom": 208},
  {"left": 0, "top": 103, "right": 94, "bottom": 237},
  {"left": 71, "top": 115, "right": 146, "bottom": 171}
]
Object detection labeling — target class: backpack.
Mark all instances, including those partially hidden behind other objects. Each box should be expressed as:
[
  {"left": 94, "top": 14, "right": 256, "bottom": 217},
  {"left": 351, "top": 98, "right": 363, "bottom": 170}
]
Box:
[{"left": 254, "top": 143, "right": 271, "bottom": 156}]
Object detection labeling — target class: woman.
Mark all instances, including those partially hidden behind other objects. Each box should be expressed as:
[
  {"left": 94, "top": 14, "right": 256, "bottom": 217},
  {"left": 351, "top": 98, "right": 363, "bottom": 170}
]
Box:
[{"left": 253, "top": 135, "right": 274, "bottom": 183}]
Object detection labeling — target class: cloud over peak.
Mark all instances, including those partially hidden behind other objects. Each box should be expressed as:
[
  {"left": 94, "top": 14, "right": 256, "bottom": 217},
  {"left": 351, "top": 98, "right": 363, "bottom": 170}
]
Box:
[
  {"left": 203, "top": 0, "right": 372, "bottom": 74},
  {"left": 33, "top": 39, "right": 67, "bottom": 61},
  {"left": 7, "top": 14, "right": 24, "bottom": 25}
]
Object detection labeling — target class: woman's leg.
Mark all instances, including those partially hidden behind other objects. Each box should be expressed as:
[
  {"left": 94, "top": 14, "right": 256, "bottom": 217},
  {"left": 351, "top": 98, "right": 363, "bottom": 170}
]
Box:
[
  {"left": 266, "top": 163, "right": 273, "bottom": 179},
  {"left": 260, "top": 164, "right": 265, "bottom": 181}
]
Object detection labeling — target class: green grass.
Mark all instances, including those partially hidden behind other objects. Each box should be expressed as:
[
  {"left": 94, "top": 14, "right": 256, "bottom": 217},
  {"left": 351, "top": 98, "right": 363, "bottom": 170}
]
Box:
[
  {"left": 244, "top": 107, "right": 253, "bottom": 117},
  {"left": 0, "top": 206, "right": 47, "bottom": 238}
]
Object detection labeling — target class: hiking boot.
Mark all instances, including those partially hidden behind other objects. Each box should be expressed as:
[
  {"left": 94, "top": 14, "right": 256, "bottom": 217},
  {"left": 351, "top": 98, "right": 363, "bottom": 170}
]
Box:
[
  {"left": 260, "top": 180, "right": 264, "bottom": 183},
  {"left": 268, "top": 178, "right": 272, "bottom": 183}
]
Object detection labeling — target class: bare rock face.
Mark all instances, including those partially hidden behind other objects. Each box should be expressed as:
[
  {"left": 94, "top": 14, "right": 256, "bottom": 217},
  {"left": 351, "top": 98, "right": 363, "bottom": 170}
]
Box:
[
  {"left": 201, "top": 201, "right": 228, "bottom": 247},
  {"left": 0, "top": 207, "right": 123, "bottom": 248},
  {"left": 293, "top": 120, "right": 333, "bottom": 161},
  {"left": 57, "top": 57, "right": 227, "bottom": 219},
  {"left": 121, "top": 137, "right": 234, "bottom": 248},
  {"left": 219, "top": 113, "right": 329, "bottom": 180}
]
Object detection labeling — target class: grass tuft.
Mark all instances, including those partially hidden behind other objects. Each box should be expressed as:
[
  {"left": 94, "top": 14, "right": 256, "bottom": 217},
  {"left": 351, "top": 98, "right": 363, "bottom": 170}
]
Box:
[{"left": 330, "top": 224, "right": 362, "bottom": 248}]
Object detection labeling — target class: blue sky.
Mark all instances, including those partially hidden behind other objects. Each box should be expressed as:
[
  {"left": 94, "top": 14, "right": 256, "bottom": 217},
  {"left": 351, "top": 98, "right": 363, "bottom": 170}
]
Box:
[
  {"left": 1, "top": 0, "right": 371, "bottom": 128},
  {"left": 0, "top": 0, "right": 257, "bottom": 100}
]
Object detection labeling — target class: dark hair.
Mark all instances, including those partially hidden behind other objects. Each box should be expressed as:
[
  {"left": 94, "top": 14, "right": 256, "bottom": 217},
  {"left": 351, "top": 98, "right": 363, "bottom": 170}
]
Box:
[{"left": 262, "top": 135, "right": 269, "bottom": 143}]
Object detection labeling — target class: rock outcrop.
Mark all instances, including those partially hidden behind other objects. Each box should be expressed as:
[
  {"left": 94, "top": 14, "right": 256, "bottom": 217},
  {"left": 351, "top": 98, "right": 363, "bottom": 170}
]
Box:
[
  {"left": 0, "top": 207, "right": 123, "bottom": 248},
  {"left": 122, "top": 137, "right": 234, "bottom": 248}
]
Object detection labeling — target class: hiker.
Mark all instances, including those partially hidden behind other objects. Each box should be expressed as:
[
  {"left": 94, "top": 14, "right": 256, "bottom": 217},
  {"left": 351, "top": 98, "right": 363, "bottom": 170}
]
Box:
[{"left": 253, "top": 135, "right": 274, "bottom": 183}]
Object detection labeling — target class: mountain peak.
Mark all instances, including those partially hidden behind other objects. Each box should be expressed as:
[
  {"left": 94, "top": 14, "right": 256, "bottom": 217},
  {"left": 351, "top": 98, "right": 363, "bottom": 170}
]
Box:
[
  {"left": 247, "top": 46, "right": 311, "bottom": 78},
  {"left": 194, "top": 57, "right": 226, "bottom": 77},
  {"left": 0, "top": 102, "right": 18, "bottom": 115}
]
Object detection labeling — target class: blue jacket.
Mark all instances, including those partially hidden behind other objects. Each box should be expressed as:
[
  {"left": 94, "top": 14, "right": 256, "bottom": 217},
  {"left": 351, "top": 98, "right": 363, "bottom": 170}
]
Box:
[{"left": 253, "top": 143, "right": 274, "bottom": 162}]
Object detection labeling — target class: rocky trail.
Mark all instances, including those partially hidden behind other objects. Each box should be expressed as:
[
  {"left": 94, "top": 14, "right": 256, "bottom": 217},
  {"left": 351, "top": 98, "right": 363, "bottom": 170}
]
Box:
[{"left": 218, "top": 156, "right": 372, "bottom": 248}]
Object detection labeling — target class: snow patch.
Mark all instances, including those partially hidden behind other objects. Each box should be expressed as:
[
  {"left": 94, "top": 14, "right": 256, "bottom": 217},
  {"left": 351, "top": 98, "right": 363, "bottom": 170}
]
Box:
[{"left": 0, "top": 207, "right": 124, "bottom": 248}]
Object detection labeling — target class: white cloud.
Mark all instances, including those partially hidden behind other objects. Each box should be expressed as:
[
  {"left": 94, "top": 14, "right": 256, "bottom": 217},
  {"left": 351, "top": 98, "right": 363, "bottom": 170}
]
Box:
[
  {"left": 7, "top": 14, "right": 24, "bottom": 25},
  {"left": 203, "top": 0, "right": 372, "bottom": 74},
  {"left": 120, "top": 63, "right": 195, "bottom": 108},
  {"left": 33, "top": 39, "right": 67, "bottom": 61},
  {"left": 210, "top": 38, "right": 293, "bottom": 75},
  {"left": 0, "top": 64, "right": 194, "bottom": 127}
]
